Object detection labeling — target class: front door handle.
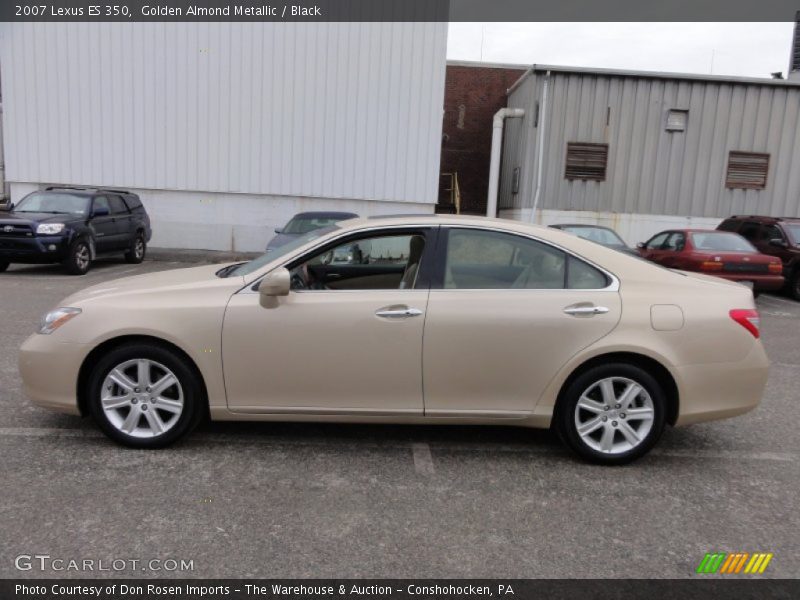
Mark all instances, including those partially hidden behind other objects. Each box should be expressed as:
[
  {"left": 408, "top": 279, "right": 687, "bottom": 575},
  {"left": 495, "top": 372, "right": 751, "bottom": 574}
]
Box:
[
  {"left": 375, "top": 306, "right": 423, "bottom": 319},
  {"left": 563, "top": 304, "right": 609, "bottom": 316}
]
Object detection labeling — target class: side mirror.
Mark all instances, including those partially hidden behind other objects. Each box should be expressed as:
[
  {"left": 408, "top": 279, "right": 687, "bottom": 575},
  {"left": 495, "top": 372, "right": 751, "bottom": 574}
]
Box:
[
  {"left": 636, "top": 242, "right": 645, "bottom": 249},
  {"left": 258, "top": 268, "right": 291, "bottom": 308},
  {"left": 3, "top": 202, "right": 14, "bottom": 212},
  {"left": 274, "top": 227, "right": 283, "bottom": 234},
  {"left": 769, "top": 238, "right": 788, "bottom": 248},
  {"left": 92, "top": 206, "right": 110, "bottom": 217}
]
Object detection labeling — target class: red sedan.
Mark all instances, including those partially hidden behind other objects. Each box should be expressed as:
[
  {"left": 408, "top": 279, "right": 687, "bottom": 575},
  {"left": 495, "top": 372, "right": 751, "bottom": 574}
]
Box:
[{"left": 637, "top": 229, "right": 784, "bottom": 292}]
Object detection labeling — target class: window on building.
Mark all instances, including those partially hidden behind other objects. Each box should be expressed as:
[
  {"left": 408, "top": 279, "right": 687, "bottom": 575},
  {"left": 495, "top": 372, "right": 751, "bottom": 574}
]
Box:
[
  {"left": 725, "top": 152, "right": 769, "bottom": 190},
  {"left": 666, "top": 109, "right": 688, "bottom": 132},
  {"left": 564, "top": 142, "right": 608, "bottom": 181}
]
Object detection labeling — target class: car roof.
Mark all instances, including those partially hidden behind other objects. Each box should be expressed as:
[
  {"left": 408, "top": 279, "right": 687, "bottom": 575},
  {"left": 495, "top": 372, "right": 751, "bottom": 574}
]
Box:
[
  {"left": 550, "top": 223, "right": 617, "bottom": 231},
  {"left": 40, "top": 186, "right": 134, "bottom": 197},
  {"left": 725, "top": 215, "right": 800, "bottom": 223},
  {"left": 292, "top": 211, "right": 358, "bottom": 219}
]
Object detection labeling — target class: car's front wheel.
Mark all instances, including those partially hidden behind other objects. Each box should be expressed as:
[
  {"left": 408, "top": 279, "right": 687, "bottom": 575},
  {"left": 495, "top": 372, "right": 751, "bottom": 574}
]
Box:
[
  {"left": 87, "top": 343, "right": 204, "bottom": 448},
  {"left": 63, "top": 239, "right": 92, "bottom": 275},
  {"left": 555, "top": 363, "right": 666, "bottom": 465}
]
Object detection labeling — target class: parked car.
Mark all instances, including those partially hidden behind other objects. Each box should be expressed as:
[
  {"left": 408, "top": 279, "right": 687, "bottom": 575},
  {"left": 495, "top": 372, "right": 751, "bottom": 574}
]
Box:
[
  {"left": 20, "top": 215, "right": 768, "bottom": 465},
  {"left": 266, "top": 211, "right": 358, "bottom": 253},
  {"left": 717, "top": 215, "right": 800, "bottom": 299},
  {"left": 0, "top": 187, "right": 151, "bottom": 275},
  {"left": 637, "top": 229, "right": 783, "bottom": 294},
  {"left": 549, "top": 224, "right": 639, "bottom": 256}
]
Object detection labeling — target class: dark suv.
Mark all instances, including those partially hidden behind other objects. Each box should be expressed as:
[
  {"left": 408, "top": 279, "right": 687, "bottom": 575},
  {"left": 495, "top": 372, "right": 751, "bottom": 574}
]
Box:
[
  {"left": 0, "top": 187, "right": 152, "bottom": 275},
  {"left": 717, "top": 215, "right": 800, "bottom": 299}
]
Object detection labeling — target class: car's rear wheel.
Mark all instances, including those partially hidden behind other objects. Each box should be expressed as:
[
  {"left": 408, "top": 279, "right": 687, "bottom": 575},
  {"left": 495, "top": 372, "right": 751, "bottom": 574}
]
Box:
[
  {"left": 125, "top": 231, "right": 146, "bottom": 264},
  {"left": 556, "top": 363, "right": 666, "bottom": 465},
  {"left": 0, "top": 261, "right": 9, "bottom": 273},
  {"left": 789, "top": 268, "right": 800, "bottom": 301},
  {"left": 63, "top": 239, "right": 92, "bottom": 275},
  {"left": 87, "top": 343, "right": 203, "bottom": 448}
]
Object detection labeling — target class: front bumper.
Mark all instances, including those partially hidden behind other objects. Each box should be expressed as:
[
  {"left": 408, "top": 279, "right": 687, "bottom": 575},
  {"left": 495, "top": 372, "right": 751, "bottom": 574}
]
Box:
[
  {"left": 18, "top": 333, "right": 89, "bottom": 415},
  {"left": 0, "top": 234, "right": 69, "bottom": 263},
  {"left": 674, "top": 341, "right": 769, "bottom": 425}
]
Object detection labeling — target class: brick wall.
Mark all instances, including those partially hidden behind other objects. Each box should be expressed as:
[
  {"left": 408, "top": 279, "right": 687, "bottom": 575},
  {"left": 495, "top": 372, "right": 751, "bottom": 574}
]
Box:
[{"left": 439, "top": 64, "right": 527, "bottom": 215}]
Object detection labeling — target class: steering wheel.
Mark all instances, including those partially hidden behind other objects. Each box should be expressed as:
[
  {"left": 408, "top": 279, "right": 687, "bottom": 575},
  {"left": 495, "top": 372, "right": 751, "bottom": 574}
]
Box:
[{"left": 290, "top": 264, "right": 310, "bottom": 290}]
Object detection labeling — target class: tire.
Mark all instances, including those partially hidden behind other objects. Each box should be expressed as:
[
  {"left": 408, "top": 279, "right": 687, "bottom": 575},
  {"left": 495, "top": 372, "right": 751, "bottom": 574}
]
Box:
[
  {"left": 87, "top": 342, "right": 204, "bottom": 448},
  {"left": 124, "top": 231, "right": 146, "bottom": 264},
  {"left": 789, "top": 269, "right": 800, "bottom": 301},
  {"left": 63, "top": 238, "right": 92, "bottom": 275},
  {"left": 0, "top": 261, "right": 9, "bottom": 273},
  {"left": 555, "top": 363, "right": 666, "bottom": 465}
]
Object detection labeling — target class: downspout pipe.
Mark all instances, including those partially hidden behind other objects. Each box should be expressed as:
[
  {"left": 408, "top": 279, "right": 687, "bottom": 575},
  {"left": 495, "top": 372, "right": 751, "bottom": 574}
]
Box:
[
  {"left": 530, "top": 70, "right": 550, "bottom": 223},
  {"left": 486, "top": 107, "right": 525, "bottom": 217}
]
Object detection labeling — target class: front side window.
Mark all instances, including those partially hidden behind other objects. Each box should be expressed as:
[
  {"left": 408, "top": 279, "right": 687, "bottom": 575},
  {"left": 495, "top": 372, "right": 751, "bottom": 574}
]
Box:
[
  {"left": 92, "top": 196, "right": 111, "bottom": 214},
  {"left": 290, "top": 232, "right": 426, "bottom": 291},
  {"left": 645, "top": 233, "right": 669, "bottom": 250},
  {"left": 760, "top": 225, "right": 783, "bottom": 242},
  {"left": 443, "top": 228, "right": 607, "bottom": 290},
  {"left": 663, "top": 232, "right": 686, "bottom": 251}
]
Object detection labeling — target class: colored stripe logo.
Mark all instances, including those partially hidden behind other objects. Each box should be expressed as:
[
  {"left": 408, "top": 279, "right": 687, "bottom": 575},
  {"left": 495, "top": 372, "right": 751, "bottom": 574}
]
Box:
[{"left": 696, "top": 552, "right": 773, "bottom": 574}]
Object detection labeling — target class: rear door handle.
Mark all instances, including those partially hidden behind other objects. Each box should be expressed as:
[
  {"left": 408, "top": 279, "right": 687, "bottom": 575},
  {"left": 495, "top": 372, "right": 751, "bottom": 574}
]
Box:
[
  {"left": 563, "top": 305, "right": 609, "bottom": 316},
  {"left": 375, "top": 306, "right": 423, "bottom": 319}
]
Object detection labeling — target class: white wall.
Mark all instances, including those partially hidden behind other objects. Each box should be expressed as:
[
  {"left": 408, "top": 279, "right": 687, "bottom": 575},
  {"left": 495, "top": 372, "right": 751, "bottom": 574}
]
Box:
[{"left": 499, "top": 208, "right": 723, "bottom": 247}]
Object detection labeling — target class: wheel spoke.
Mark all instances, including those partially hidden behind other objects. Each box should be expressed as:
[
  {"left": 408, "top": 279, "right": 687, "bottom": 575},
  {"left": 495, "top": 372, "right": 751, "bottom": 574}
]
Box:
[
  {"left": 599, "top": 425, "right": 615, "bottom": 452},
  {"left": 155, "top": 397, "right": 182, "bottom": 414},
  {"left": 599, "top": 379, "right": 616, "bottom": 406},
  {"left": 136, "top": 359, "right": 151, "bottom": 388},
  {"left": 577, "top": 396, "right": 605, "bottom": 414},
  {"left": 150, "top": 373, "right": 177, "bottom": 397},
  {"left": 625, "top": 407, "right": 654, "bottom": 421},
  {"left": 578, "top": 416, "right": 604, "bottom": 436},
  {"left": 143, "top": 409, "right": 166, "bottom": 435},
  {"left": 108, "top": 368, "right": 136, "bottom": 392},
  {"left": 102, "top": 394, "right": 130, "bottom": 410},
  {"left": 120, "top": 409, "right": 140, "bottom": 433},
  {"left": 617, "top": 420, "right": 640, "bottom": 445},
  {"left": 618, "top": 383, "right": 643, "bottom": 409}
]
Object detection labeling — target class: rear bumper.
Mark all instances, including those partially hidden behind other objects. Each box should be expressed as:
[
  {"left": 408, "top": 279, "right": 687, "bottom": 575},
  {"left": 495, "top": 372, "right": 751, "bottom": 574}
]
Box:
[
  {"left": 674, "top": 341, "right": 769, "bottom": 426},
  {"left": 714, "top": 273, "right": 784, "bottom": 291},
  {"left": 0, "top": 235, "right": 70, "bottom": 263},
  {"left": 19, "top": 333, "right": 88, "bottom": 415}
]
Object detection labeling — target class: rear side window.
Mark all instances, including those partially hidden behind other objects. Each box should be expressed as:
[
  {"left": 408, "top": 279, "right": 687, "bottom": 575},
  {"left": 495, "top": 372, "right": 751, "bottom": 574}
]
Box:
[
  {"left": 717, "top": 219, "right": 740, "bottom": 232},
  {"left": 738, "top": 222, "right": 761, "bottom": 241},
  {"left": 442, "top": 229, "right": 608, "bottom": 290},
  {"left": 123, "top": 195, "right": 143, "bottom": 210},
  {"left": 109, "top": 195, "right": 129, "bottom": 214}
]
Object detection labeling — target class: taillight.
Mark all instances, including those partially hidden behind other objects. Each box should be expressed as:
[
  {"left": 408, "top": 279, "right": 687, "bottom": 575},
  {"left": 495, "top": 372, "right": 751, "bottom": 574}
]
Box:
[
  {"left": 729, "top": 309, "right": 760, "bottom": 339},
  {"left": 768, "top": 262, "right": 782, "bottom": 274},
  {"left": 700, "top": 261, "right": 723, "bottom": 272}
]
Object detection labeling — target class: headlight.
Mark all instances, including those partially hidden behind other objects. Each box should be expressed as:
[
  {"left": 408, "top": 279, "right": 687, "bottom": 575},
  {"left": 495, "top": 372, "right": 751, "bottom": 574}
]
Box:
[
  {"left": 36, "top": 223, "right": 65, "bottom": 235},
  {"left": 38, "top": 307, "right": 81, "bottom": 334}
]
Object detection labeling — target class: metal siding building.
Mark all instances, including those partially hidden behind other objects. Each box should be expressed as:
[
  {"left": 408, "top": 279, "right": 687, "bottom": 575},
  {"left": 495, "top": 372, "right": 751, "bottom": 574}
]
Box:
[
  {"left": 499, "top": 66, "right": 800, "bottom": 244},
  {"left": 0, "top": 23, "right": 447, "bottom": 251}
]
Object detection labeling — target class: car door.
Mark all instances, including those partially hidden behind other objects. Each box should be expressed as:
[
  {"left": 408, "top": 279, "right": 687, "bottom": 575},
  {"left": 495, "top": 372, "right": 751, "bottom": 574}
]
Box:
[
  {"left": 222, "top": 227, "right": 436, "bottom": 413},
  {"left": 89, "top": 196, "right": 117, "bottom": 253},
  {"left": 655, "top": 232, "right": 686, "bottom": 268},
  {"left": 421, "top": 227, "right": 621, "bottom": 415},
  {"left": 108, "top": 194, "right": 133, "bottom": 249},
  {"left": 639, "top": 232, "right": 671, "bottom": 264}
]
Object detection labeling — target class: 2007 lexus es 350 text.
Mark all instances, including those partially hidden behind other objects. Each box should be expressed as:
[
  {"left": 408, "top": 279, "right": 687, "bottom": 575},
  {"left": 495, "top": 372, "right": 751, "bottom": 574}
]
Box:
[{"left": 19, "top": 216, "right": 769, "bottom": 464}]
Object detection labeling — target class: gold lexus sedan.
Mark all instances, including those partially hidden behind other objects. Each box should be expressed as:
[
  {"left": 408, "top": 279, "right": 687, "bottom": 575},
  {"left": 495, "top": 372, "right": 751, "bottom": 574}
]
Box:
[{"left": 19, "top": 216, "right": 769, "bottom": 464}]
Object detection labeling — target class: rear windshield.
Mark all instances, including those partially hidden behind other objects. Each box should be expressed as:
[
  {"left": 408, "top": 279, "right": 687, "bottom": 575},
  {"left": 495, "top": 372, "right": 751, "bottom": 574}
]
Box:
[
  {"left": 15, "top": 193, "right": 89, "bottom": 215},
  {"left": 690, "top": 232, "right": 756, "bottom": 252},
  {"left": 284, "top": 216, "right": 350, "bottom": 234},
  {"left": 561, "top": 226, "right": 627, "bottom": 248}
]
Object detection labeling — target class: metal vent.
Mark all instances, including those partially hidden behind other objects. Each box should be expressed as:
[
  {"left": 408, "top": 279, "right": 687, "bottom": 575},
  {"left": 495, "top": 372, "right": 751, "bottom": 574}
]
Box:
[
  {"left": 565, "top": 142, "right": 608, "bottom": 181},
  {"left": 725, "top": 152, "right": 770, "bottom": 190}
]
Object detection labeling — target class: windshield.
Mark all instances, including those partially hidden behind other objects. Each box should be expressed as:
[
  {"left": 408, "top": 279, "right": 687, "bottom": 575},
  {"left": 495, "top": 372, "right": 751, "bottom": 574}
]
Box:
[
  {"left": 562, "top": 226, "right": 626, "bottom": 248},
  {"left": 283, "top": 216, "right": 349, "bottom": 234},
  {"left": 229, "top": 225, "right": 340, "bottom": 277},
  {"left": 690, "top": 232, "right": 756, "bottom": 252},
  {"left": 15, "top": 192, "right": 90, "bottom": 215},
  {"left": 784, "top": 224, "right": 800, "bottom": 244}
]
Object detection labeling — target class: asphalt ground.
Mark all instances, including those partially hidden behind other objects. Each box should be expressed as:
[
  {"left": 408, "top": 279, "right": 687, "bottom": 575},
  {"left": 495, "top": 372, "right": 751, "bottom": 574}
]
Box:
[{"left": 0, "top": 257, "right": 798, "bottom": 579}]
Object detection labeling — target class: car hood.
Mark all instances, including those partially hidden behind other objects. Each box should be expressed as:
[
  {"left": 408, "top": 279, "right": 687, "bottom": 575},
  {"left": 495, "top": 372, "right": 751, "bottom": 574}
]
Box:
[
  {"left": 266, "top": 232, "right": 299, "bottom": 250},
  {"left": 60, "top": 263, "right": 245, "bottom": 306},
  {"left": 0, "top": 211, "right": 83, "bottom": 226}
]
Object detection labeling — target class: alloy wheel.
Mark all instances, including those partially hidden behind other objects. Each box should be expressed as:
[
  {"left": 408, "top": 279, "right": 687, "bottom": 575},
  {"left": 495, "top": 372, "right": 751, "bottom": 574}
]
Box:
[
  {"left": 75, "top": 244, "right": 90, "bottom": 270},
  {"left": 573, "top": 376, "right": 655, "bottom": 455},
  {"left": 100, "top": 359, "right": 184, "bottom": 438},
  {"left": 134, "top": 237, "right": 145, "bottom": 259}
]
